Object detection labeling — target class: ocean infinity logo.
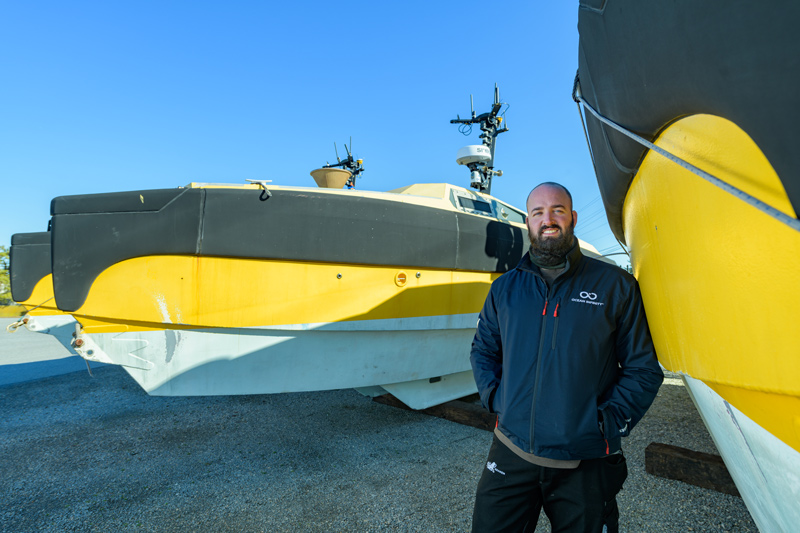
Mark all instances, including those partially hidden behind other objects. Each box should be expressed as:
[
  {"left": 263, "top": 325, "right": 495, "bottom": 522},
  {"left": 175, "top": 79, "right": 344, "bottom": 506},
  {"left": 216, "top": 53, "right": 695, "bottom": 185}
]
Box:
[{"left": 572, "top": 290, "right": 604, "bottom": 306}]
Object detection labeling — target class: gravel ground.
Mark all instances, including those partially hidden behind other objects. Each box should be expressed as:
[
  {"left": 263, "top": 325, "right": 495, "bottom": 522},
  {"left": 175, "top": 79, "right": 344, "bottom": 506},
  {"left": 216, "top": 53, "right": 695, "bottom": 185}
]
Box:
[{"left": 0, "top": 321, "right": 757, "bottom": 532}]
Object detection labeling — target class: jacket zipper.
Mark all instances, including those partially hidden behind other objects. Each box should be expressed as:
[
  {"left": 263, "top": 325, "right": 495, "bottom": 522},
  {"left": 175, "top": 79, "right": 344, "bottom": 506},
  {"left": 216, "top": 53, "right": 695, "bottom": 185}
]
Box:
[{"left": 530, "top": 295, "right": 549, "bottom": 453}]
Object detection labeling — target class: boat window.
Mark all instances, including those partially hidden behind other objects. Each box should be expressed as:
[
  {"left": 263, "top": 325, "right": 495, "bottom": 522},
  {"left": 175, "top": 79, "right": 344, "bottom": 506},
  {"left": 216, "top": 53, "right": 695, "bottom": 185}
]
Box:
[{"left": 457, "top": 196, "right": 493, "bottom": 214}]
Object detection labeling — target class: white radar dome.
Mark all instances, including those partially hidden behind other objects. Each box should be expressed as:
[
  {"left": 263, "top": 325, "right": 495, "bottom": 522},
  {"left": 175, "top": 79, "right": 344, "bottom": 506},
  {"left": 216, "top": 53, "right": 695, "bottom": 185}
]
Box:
[{"left": 456, "top": 145, "right": 491, "bottom": 166}]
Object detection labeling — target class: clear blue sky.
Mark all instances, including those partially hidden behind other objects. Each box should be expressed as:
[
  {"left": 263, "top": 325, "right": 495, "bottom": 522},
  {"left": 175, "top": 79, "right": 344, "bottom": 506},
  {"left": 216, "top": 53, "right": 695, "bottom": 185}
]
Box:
[{"left": 1, "top": 1, "right": 626, "bottom": 265}]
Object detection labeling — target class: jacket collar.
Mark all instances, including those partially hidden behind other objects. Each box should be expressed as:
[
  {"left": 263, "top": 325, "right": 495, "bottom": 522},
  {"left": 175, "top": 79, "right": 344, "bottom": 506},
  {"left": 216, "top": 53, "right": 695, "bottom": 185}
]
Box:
[{"left": 517, "top": 239, "right": 583, "bottom": 280}]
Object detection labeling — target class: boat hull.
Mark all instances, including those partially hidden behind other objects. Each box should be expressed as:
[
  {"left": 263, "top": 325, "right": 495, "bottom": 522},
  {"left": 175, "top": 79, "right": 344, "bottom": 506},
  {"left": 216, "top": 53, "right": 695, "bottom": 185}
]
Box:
[
  {"left": 67, "top": 314, "right": 479, "bottom": 409},
  {"left": 623, "top": 115, "right": 800, "bottom": 529},
  {"left": 684, "top": 374, "right": 800, "bottom": 533},
  {"left": 578, "top": 2, "right": 800, "bottom": 526}
]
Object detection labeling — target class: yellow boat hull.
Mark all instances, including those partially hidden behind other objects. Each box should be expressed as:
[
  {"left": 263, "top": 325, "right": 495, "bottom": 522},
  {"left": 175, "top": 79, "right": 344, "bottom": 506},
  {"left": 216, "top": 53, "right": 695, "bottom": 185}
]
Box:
[{"left": 625, "top": 114, "right": 800, "bottom": 530}]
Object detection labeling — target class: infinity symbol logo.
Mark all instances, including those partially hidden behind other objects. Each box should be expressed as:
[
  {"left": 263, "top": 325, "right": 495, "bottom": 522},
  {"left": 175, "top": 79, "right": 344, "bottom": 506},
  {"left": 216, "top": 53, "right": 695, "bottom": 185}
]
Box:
[{"left": 579, "top": 291, "right": 597, "bottom": 300}]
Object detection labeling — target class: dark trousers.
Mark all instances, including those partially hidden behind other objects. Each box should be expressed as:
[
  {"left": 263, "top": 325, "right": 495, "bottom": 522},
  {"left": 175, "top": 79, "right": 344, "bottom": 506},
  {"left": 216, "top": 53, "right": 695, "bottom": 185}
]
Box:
[{"left": 471, "top": 435, "right": 628, "bottom": 533}]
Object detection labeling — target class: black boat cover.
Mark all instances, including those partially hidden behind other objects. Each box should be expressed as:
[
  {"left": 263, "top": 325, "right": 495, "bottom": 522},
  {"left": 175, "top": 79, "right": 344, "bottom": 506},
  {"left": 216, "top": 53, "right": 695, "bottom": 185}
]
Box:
[
  {"left": 10, "top": 232, "right": 51, "bottom": 303},
  {"left": 577, "top": 0, "right": 800, "bottom": 241}
]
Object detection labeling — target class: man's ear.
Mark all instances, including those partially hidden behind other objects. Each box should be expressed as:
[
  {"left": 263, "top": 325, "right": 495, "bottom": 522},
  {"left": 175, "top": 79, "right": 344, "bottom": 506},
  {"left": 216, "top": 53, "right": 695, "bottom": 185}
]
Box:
[{"left": 572, "top": 211, "right": 578, "bottom": 228}]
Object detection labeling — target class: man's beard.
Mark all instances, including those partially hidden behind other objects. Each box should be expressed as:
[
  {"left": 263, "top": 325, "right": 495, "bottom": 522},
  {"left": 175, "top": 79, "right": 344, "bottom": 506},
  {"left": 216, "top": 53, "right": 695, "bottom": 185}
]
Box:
[{"left": 528, "top": 221, "right": 575, "bottom": 267}]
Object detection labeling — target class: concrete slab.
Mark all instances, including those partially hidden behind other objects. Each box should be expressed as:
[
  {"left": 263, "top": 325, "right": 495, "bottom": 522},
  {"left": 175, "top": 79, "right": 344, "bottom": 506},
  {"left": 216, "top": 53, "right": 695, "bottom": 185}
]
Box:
[{"left": 0, "top": 320, "right": 758, "bottom": 531}]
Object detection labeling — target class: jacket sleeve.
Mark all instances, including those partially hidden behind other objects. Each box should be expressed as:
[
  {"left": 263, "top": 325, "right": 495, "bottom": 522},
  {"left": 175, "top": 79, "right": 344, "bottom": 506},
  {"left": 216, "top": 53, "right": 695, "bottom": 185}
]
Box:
[
  {"left": 470, "top": 286, "right": 504, "bottom": 413},
  {"left": 599, "top": 279, "right": 664, "bottom": 438}
]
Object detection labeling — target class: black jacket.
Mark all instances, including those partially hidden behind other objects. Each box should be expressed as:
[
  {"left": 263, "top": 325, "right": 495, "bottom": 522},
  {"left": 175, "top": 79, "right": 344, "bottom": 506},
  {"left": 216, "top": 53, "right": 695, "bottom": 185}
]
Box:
[{"left": 470, "top": 244, "right": 663, "bottom": 460}]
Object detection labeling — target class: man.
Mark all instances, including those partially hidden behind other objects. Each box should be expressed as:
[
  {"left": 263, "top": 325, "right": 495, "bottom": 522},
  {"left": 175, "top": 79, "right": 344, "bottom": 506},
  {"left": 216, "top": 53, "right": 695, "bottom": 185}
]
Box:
[{"left": 470, "top": 182, "right": 663, "bottom": 532}]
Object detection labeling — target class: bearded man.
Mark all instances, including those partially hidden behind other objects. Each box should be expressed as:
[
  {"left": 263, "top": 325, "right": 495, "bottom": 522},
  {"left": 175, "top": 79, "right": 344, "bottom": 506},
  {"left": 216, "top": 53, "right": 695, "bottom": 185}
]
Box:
[{"left": 469, "top": 182, "right": 663, "bottom": 532}]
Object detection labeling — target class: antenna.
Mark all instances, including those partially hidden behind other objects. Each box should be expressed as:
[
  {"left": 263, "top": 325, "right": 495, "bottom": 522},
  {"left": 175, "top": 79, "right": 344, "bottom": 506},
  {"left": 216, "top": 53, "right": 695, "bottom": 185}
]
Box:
[
  {"left": 320, "top": 138, "right": 365, "bottom": 189},
  {"left": 450, "top": 85, "right": 509, "bottom": 194}
]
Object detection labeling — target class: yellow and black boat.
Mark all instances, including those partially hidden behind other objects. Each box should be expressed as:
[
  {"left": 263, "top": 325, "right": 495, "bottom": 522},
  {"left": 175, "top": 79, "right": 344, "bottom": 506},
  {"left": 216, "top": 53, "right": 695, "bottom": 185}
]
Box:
[
  {"left": 576, "top": 1, "right": 800, "bottom": 529},
  {"left": 10, "top": 91, "right": 609, "bottom": 410}
]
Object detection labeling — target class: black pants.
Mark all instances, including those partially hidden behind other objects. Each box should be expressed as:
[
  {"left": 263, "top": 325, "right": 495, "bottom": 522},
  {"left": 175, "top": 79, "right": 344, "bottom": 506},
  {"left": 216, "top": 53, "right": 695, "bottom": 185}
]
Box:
[{"left": 471, "top": 435, "right": 628, "bottom": 533}]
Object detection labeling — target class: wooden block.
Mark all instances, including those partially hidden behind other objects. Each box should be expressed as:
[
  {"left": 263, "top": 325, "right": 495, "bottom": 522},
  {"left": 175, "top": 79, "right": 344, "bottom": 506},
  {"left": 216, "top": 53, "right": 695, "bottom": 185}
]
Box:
[
  {"left": 424, "top": 399, "right": 496, "bottom": 432},
  {"left": 645, "top": 442, "right": 740, "bottom": 497},
  {"left": 372, "top": 394, "right": 411, "bottom": 410},
  {"left": 373, "top": 394, "right": 496, "bottom": 432}
]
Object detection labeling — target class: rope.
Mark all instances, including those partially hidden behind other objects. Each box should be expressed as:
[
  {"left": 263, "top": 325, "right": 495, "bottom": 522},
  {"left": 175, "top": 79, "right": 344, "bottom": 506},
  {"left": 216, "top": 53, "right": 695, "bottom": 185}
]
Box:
[
  {"left": 572, "top": 80, "right": 800, "bottom": 233},
  {"left": 25, "top": 297, "right": 53, "bottom": 314},
  {"left": 576, "top": 102, "right": 596, "bottom": 171}
]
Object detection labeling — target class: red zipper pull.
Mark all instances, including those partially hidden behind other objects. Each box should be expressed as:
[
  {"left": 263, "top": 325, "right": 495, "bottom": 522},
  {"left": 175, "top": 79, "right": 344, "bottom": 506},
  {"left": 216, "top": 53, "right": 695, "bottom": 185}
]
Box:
[
  {"left": 553, "top": 302, "right": 560, "bottom": 317},
  {"left": 542, "top": 300, "right": 548, "bottom": 316}
]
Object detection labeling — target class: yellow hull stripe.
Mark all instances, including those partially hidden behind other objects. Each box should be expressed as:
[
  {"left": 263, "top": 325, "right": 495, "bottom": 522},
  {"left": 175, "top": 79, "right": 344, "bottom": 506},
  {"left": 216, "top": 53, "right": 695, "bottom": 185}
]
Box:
[{"left": 69, "top": 256, "right": 499, "bottom": 332}]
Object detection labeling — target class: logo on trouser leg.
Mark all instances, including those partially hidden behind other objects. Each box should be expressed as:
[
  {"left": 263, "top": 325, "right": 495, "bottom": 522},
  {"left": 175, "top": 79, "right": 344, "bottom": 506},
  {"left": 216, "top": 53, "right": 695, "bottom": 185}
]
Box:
[{"left": 486, "top": 461, "right": 506, "bottom": 475}]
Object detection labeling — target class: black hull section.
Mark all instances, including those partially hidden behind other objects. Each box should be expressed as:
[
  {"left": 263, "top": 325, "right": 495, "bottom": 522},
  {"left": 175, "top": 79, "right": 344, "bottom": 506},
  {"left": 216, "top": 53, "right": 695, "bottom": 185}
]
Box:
[
  {"left": 9, "top": 232, "right": 52, "bottom": 303},
  {"left": 48, "top": 187, "right": 526, "bottom": 312},
  {"left": 577, "top": 0, "right": 800, "bottom": 241}
]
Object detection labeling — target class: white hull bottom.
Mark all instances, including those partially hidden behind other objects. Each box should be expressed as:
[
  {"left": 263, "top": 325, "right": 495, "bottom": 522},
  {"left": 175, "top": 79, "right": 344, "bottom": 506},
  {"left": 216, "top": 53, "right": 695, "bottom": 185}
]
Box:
[
  {"left": 29, "top": 314, "right": 480, "bottom": 410},
  {"left": 683, "top": 374, "right": 800, "bottom": 532}
]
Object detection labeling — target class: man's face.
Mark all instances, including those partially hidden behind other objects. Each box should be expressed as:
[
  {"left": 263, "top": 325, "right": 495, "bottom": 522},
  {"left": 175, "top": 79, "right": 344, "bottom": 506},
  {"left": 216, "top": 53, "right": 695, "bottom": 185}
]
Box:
[{"left": 526, "top": 185, "right": 578, "bottom": 259}]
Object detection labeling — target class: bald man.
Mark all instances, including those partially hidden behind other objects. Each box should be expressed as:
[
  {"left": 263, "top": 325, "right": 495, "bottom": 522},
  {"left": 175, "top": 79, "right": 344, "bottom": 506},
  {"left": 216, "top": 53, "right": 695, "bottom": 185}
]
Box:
[{"left": 469, "top": 182, "right": 663, "bottom": 532}]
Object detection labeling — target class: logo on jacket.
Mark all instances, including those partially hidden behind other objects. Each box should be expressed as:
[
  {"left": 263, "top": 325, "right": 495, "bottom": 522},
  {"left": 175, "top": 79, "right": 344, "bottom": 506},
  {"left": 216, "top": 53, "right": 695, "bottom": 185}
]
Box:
[
  {"left": 571, "top": 290, "right": 605, "bottom": 306},
  {"left": 486, "top": 461, "right": 506, "bottom": 475}
]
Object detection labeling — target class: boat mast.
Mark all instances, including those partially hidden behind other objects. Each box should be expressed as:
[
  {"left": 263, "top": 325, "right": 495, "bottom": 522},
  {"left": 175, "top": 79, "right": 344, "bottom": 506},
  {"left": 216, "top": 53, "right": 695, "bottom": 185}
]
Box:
[{"left": 450, "top": 85, "right": 508, "bottom": 194}]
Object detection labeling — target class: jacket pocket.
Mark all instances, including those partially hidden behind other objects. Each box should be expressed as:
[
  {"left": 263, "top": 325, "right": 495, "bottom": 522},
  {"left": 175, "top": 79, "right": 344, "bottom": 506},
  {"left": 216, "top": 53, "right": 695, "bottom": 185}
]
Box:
[
  {"left": 598, "top": 405, "right": 612, "bottom": 438},
  {"left": 488, "top": 381, "right": 503, "bottom": 415}
]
